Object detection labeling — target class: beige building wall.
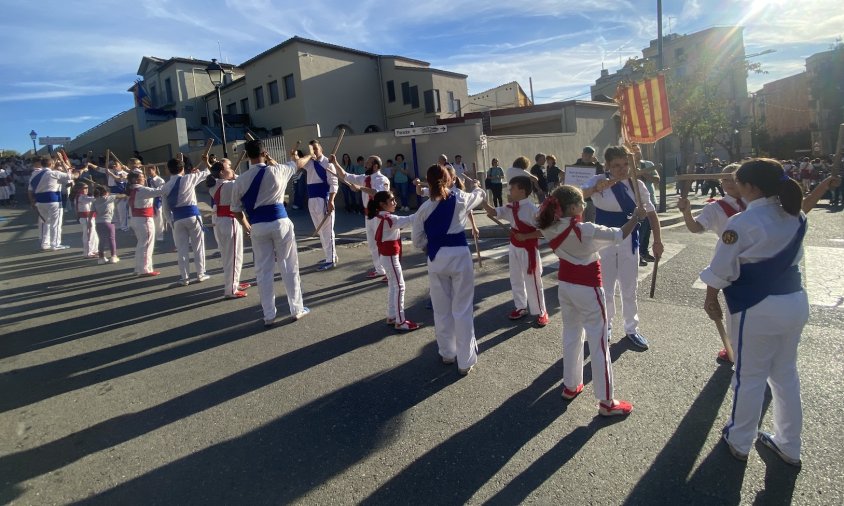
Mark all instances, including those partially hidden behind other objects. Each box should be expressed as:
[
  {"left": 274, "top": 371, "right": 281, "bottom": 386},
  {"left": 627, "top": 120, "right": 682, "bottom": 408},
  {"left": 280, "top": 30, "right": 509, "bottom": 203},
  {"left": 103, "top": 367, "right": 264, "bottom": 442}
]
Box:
[
  {"left": 64, "top": 110, "right": 139, "bottom": 160},
  {"left": 382, "top": 58, "right": 469, "bottom": 130},
  {"left": 466, "top": 82, "right": 530, "bottom": 114},
  {"left": 760, "top": 72, "right": 810, "bottom": 137}
]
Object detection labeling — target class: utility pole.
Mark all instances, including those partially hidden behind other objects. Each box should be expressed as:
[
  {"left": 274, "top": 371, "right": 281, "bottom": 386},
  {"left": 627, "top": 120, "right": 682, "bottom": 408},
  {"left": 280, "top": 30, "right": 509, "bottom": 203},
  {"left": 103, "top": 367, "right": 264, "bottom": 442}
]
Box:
[{"left": 656, "top": 0, "right": 667, "bottom": 212}]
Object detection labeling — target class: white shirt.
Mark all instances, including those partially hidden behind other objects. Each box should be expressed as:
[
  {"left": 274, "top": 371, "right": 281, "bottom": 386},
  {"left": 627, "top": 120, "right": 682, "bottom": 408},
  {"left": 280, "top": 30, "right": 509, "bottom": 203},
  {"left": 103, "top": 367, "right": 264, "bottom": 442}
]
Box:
[
  {"left": 411, "top": 187, "right": 485, "bottom": 252},
  {"left": 211, "top": 179, "right": 238, "bottom": 207},
  {"left": 230, "top": 162, "right": 296, "bottom": 213},
  {"left": 699, "top": 197, "right": 805, "bottom": 290},
  {"left": 540, "top": 217, "right": 623, "bottom": 265},
  {"left": 30, "top": 169, "right": 70, "bottom": 193},
  {"left": 128, "top": 184, "right": 165, "bottom": 210},
  {"left": 346, "top": 171, "right": 390, "bottom": 209},
  {"left": 495, "top": 198, "right": 539, "bottom": 230},
  {"left": 374, "top": 211, "right": 414, "bottom": 242},
  {"left": 695, "top": 195, "right": 745, "bottom": 236},
  {"left": 303, "top": 155, "right": 339, "bottom": 194},
  {"left": 583, "top": 175, "right": 656, "bottom": 213},
  {"left": 148, "top": 175, "right": 165, "bottom": 189},
  {"left": 505, "top": 167, "right": 532, "bottom": 182},
  {"left": 161, "top": 168, "right": 210, "bottom": 208},
  {"left": 108, "top": 169, "right": 127, "bottom": 187}
]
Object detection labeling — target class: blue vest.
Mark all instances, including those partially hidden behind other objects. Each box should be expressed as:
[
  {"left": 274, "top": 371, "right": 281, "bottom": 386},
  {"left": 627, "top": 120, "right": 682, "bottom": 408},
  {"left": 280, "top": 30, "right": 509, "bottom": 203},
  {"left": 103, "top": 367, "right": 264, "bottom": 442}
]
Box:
[
  {"left": 423, "top": 194, "right": 467, "bottom": 261},
  {"left": 307, "top": 159, "right": 330, "bottom": 199},
  {"left": 595, "top": 180, "right": 639, "bottom": 253},
  {"left": 723, "top": 216, "right": 806, "bottom": 314},
  {"left": 167, "top": 176, "right": 199, "bottom": 221},
  {"left": 241, "top": 166, "right": 288, "bottom": 223},
  {"left": 30, "top": 171, "right": 61, "bottom": 203}
]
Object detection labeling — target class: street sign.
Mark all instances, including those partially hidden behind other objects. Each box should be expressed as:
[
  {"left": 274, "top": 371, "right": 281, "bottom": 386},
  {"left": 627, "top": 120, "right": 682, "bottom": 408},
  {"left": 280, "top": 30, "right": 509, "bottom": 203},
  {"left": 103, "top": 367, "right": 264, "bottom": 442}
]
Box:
[
  {"left": 394, "top": 125, "right": 447, "bottom": 137},
  {"left": 39, "top": 137, "right": 71, "bottom": 145},
  {"left": 479, "top": 134, "right": 488, "bottom": 150}
]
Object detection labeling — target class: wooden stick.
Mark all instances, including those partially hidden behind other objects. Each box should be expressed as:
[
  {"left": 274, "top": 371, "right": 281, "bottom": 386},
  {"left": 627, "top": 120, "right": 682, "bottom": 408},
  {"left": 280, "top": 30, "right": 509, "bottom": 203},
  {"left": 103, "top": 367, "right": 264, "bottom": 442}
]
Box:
[
  {"left": 490, "top": 215, "right": 511, "bottom": 232},
  {"left": 649, "top": 259, "right": 659, "bottom": 298},
  {"left": 832, "top": 123, "right": 844, "bottom": 179},
  {"left": 105, "top": 149, "right": 111, "bottom": 168},
  {"left": 330, "top": 129, "right": 346, "bottom": 157},
  {"left": 468, "top": 211, "right": 483, "bottom": 268},
  {"left": 674, "top": 173, "right": 734, "bottom": 181},
  {"left": 714, "top": 319, "right": 734, "bottom": 363},
  {"left": 110, "top": 151, "right": 124, "bottom": 168},
  {"left": 311, "top": 212, "right": 332, "bottom": 237}
]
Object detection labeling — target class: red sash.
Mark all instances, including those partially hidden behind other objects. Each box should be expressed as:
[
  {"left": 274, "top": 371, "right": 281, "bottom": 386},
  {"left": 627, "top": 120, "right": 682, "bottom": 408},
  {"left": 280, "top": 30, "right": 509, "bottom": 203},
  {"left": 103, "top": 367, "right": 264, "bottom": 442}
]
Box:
[
  {"left": 558, "top": 258, "right": 602, "bottom": 287},
  {"left": 716, "top": 199, "right": 744, "bottom": 217},
  {"left": 78, "top": 211, "right": 95, "bottom": 218},
  {"left": 130, "top": 189, "right": 154, "bottom": 217},
  {"left": 214, "top": 186, "right": 234, "bottom": 217},
  {"left": 376, "top": 214, "right": 402, "bottom": 256},
  {"left": 507, "top": 201, "right": 539, "bottom": 274}
]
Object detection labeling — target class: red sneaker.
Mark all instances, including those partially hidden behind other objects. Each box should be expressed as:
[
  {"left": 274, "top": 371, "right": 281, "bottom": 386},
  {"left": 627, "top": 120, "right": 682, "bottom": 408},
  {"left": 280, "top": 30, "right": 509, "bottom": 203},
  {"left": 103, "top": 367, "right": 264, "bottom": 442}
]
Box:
[
  {"left": 394, "top": 320, "right": 422, "bottom": 331},
  {"left": 365, "top": 270, "right": 380, "bottom": 279},
  {"left": 599, "top": 399, "right": 633, "bottom": 417},
  {"left": 225, "top": 290, "right": 248, "bottom": 299},
  {"left": 139, "top": 271, "right": 161, "bottom": 277},
  {"left": 238, "top": 282, "right": 251, "bottom": 290},
  {"left": 508, "top": 308, "right": 528, "bottom": 320},
  {"left": 561, "top": 383, "right": 584, "bottom": 400},
  {"left": 717, "top": 348, "right": 733, "bottom": 363},
  {"left": 536, "top": 312, "right": 549, "bottom": 327}
]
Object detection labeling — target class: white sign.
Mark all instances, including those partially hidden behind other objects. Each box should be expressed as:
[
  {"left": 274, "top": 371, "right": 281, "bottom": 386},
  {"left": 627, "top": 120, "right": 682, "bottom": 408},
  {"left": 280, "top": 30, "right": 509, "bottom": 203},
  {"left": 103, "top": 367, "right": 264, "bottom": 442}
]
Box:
[
  {"left": 394, "top": 125, "right": 448, "bottom": 137},
  {"left": 39, "top": 137, "right": 71, "bottom": 145},
  {"left": 563, "top": 166, "right": 599, "bottom": 189},
  {"left": 479, "top": 134, "right": 487, "bottom": 150}
]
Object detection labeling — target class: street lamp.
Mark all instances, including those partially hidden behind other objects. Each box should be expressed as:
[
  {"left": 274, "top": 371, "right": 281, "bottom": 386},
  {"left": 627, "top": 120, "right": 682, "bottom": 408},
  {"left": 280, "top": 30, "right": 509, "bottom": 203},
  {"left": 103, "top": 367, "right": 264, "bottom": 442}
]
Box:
[
  {"left": 29, "top": 130, "right": 37, "bottom": 155},
  {"left": 205, "top": 58, "right": 228, "bottom": 158}
]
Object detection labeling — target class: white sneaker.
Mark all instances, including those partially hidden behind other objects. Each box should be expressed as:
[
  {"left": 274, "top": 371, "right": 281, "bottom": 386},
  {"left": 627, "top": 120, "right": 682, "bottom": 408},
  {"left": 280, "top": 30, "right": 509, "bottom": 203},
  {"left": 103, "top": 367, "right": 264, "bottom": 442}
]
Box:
[
  {"left": 178, "top": 278, "right": 190, "bottom": 286},
  {"left": 97, "top": 257, "right": 106, "bottom": 265},
  {"left": 196, "top": 273, "right": 211, "bottom": 283},
  {"left": 293, "top": 307, "right": 310, "bottom": 321},
  {"left": 109, "top": 256, "right": 120, "bottom": 263},
  {"left": 52, "top": 245, "right": 70, "bottom": 250}
]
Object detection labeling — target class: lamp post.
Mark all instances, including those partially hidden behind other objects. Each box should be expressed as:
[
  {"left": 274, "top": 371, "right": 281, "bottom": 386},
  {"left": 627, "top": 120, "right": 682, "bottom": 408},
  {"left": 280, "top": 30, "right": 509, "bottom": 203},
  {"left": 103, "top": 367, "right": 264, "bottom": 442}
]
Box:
[
  {"left": 205, "top": 58, "right": 228, "bottom": 158},
  {"left": 29, "top": 130, "right": 37, "bottom": 156}
]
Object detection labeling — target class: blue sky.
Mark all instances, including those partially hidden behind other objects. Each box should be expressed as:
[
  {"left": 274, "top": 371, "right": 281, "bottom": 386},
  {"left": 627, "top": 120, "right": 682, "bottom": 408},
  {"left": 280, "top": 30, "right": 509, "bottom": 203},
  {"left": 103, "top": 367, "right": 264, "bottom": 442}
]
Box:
[{"left": 1, "top": 0, "right": 841, "bottom": 154}]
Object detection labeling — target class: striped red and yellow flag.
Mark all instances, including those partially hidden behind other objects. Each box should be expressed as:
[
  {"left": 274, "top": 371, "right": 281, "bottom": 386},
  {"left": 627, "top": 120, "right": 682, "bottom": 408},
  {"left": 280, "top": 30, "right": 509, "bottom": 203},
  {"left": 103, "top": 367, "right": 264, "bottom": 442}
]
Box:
[{"left": 615, "top": 74, "right": 673, "bottom": 144}]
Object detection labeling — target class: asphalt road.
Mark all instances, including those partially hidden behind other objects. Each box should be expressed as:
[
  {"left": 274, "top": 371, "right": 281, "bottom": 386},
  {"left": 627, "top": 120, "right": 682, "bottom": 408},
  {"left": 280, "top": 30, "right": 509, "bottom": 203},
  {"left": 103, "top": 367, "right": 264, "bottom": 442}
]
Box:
[{"left": 0, "top": 199, "right": 842, "bottom": 505}]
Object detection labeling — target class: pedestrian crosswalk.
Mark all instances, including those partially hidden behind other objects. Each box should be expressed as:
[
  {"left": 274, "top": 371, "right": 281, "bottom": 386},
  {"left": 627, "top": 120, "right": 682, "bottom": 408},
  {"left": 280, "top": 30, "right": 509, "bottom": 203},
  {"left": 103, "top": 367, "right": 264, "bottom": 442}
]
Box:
[{"left": 483, "top": 240, "right": 843, "bottom": 310}]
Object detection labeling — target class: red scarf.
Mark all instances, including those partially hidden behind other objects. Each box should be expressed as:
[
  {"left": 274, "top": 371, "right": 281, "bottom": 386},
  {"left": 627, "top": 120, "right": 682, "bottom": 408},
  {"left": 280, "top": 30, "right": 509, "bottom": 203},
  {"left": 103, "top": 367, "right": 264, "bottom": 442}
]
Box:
[
  {"left": 376, "top": 213, "right": 401, "bottom": 256},
  {"left": 507, "top": 200, "right": 539, "bottom": 274},
  {"left": 716, "top": 198, "right": 745, "bottom": 217},
  {"left": 548, "top": 216, "right": 582, "bottom": 251}
]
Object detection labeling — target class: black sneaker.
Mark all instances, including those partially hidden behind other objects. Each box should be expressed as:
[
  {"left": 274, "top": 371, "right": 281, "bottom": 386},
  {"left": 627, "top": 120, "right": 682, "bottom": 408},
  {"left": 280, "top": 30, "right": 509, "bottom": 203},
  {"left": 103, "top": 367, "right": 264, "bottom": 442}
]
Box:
[
  {"left": 641, "top": 252, "right": 656, "bottom": 262},
  {"left": 626, "top": 332, "right": 649, "bottom": 350},
  {"left": 639, "top": 258, "right": 648, "bottom": 267}
]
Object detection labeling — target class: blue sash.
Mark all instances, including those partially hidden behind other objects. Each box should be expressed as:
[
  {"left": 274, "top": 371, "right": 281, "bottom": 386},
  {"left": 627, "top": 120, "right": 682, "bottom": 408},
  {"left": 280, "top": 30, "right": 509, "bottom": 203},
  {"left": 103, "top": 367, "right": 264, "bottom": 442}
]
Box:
[
  {"left": 423, "top": 194, "right": 467, "bottom": 261},
  {"left": 167, "top": 176, "right": 199, "bottom": 221},
  {"left": 241, "top": 166, "right": 289, "bottom": 223},
  {"left": 723, "top": 217, "right": 806, "bottom": 314},
  {"left": 307, "top": 159, "right": 330, "bottom": 199},
  {"left": 30, "top": 171, "right": 61, "bottom": 203},
  {"left": 595, "top": 180, "right": 639, "bottom": 254},
  {"left": 146, "top": 181, "right": 162, "bottom": 210}
]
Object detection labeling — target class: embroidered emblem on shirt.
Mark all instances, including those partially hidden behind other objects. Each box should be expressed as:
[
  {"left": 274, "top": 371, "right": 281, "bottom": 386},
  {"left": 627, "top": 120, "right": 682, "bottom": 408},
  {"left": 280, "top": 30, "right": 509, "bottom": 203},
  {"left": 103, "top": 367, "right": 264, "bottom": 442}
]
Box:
[{"left": 722, "top": 229, "right": 738, "bottom": 245}]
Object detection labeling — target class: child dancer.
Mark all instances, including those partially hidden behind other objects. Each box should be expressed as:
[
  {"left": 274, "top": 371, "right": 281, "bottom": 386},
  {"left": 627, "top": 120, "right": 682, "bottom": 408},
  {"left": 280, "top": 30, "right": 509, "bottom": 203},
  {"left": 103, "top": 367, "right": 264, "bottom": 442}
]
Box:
[
  {"left": 207, "top": 160, "right": 249, "bottom": 299},
  {"left": 700, "top": 159, "right": 808, "bottom": 466},
  {"left": 92, "top": 185, "right": 124, "bottom": 264},
  {"left": 482, "top": 175, "right": 548, "bottom": 326},
  {"left": 518, "top": 185, "right": 644, "bottom": 416},
  {"left": 74, "top": 182, "right": 99, "bottom": 258},
  {"left": 127, "top": 171, "right": 166, "bottom": 277},
  {"left": 145, "top": 165, "right": 166, "bottom": 242},
  {"left": 411, "top": 165, "right": 485, "bottom": 375},
  {"left": 367, "top": 190, "right": 421, "bottom": 331}
]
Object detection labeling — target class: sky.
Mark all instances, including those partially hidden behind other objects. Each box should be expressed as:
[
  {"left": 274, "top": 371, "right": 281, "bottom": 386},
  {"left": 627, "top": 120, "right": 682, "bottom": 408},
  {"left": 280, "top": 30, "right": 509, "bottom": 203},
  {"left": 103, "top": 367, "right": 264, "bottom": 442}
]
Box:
[{"left": 1, "top": 0, "right": 841, "bottom": 154}]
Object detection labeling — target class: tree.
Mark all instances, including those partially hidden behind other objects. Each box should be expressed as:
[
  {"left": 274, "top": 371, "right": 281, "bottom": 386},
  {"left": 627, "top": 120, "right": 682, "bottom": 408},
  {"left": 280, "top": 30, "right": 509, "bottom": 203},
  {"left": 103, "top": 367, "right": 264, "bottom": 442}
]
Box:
[{"left": 0, "top": 148, "right": 21, "bottom": 157}]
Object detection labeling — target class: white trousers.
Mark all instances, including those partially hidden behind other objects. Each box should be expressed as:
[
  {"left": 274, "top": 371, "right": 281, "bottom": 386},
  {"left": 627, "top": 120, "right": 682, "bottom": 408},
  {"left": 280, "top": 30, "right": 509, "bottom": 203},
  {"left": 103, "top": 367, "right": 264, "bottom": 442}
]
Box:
[
  {"left": 558, "top": 282, "right": 614, "bottom": 401},
  {"left": 428, "top": 247, "right": 477, "bottom": 369},
  {"left": 365, "top": 217, "right": 385, "bottom": 274},
  {"left": 509, "top": 245, "right": 546, "bottom": 315},
  {"left": 0, "top": 186, "right": 8, "bottom": 200},
  {"left": 598, "top": 237, "right": 639, "bottom": 335},
  {"left": 115, "top": 199, "right": 129, "bottom": 229},
  {"left": 723, "top": 290, "right": 808, "bottom": 459},
  {"left": 251, "top": 218, "right": 304, "bottom": 321},
  {"left": 216, "top": 217, "right": 244, "bottom": 296},
  {"left": 130, "top": 216, "right": 155, "bottom": 274},
  {"left": 36, "top": 202, "right": 62, "bottom": 249},
  {"left": 79, "top": 217, "right": 99, "bottom": 256},
  {"left": 173, "top": 216, "right": 205, "bottom": 281},
  {"left": 153, "top": 207, "right": 165, "bottom": 241},
  {"left": 308, "top": 198, "right": 336, "bottom": 263},
  {"left": 380, "top": 254, "right": 406, "bottom": 322}
]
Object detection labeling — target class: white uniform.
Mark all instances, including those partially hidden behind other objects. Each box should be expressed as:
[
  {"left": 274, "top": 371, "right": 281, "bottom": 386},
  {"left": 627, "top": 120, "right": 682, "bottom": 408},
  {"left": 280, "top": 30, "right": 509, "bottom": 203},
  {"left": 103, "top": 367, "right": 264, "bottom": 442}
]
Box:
[
  {"left": 346, "top": 171, "right": 390, "bottom": 274},
  {"left": 161, "top": 168, "right": 210, "bottom": 282},
  {"left": 412, "top": 186, "right": 486, "bottom": 369},
  {"left": 231, "top": 162, "right": 304, "bottom": 322},
  {"left": 700, "top": 197, "right": 808, "bottom": 460},
  {"left": 108, "top": 168, "right": 129, "bottom": 230},
  {"left": 541, "top": 217, "right": 624, "bottom": 400},
  {"left": 694, "top": 195, "right": 745, "bottom": 236},
  {"left": 75, "top": 193, "right": 99, "bottom": 256},
  {"left": 128, "top": 184, "right": 166, "bottom": 274},
  {"left": 495, "top": 198, "right": 546, "bottom": 316},
  {"left": 374, "top": 211, "right": 414, "bottom": 323},
  {"left": 30, "top": 168, "right": 71, "bottom": 250},
  {"left": 147, "top": 175, "right": 166, "bottom": 241},
  {"left": 211, "top": 179, "right": 245, "bottom": 296},
  {"left": 0, "top": 168, "right": 8, "bottom": 202},
  {"left": 583, "top": 175, "right": 655, "bottom": 335},
  {"left": 303, "top": 155, "right": 339, "bottom": 264}
]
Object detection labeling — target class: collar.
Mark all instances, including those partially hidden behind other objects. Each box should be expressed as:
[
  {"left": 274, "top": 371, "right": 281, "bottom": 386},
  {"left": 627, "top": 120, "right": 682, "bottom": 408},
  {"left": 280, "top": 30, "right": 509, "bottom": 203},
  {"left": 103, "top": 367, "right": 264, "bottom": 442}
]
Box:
[{"left": 745, "top": 196, "right": 779, "bottom": 210}]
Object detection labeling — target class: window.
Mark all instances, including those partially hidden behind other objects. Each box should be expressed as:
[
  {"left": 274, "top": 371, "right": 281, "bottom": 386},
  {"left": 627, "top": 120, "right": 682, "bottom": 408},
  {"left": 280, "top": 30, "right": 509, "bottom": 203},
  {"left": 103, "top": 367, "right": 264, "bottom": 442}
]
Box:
[
  {"left": 447, "top": 91, "right": 456, "bottom": 113},
  {"left": 454, "top": 99, "right": 462, "bottom": 116},
  {"left": 226, "top": 102, "right": 237, "bottom": 116},
  {"left": 424, "top": 90, "right": 436, "bottom": 113},
  {"left": 401, "top": 82, "right": 411, "bottom": 105},
  {"left": 150, "top": 85, "right": 157, "bottom": 106},
  {"left": 410, "top": 85, "right": 419, "bottom": 109},
  {"left": 268, "top": 80, "right": 280, "bottom": 104},
  {"left": 283, "top": 74, "right": 295, "bottom": 100},
  {"left": 164, "top": 78, "right": 173, "bottom": 104},
  {"left": 386, "top": 80, "right": 396, "bottom": 103},
  {"left": 240, "top": 98, "right": 249, "bottom": 114},
  {"left": 433, "top": 89, "right": 441, "bottom": 112},
  {"left": 254, "top": 86, "right": 265, "bottom": 109}
]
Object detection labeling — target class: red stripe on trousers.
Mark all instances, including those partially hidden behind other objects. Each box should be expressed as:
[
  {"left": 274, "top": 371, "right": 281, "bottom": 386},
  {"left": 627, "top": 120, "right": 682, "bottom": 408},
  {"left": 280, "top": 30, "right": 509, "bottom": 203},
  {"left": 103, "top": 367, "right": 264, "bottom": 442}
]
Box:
[{"left": 593, "top": 287, "right": 611, "bottom": 401}]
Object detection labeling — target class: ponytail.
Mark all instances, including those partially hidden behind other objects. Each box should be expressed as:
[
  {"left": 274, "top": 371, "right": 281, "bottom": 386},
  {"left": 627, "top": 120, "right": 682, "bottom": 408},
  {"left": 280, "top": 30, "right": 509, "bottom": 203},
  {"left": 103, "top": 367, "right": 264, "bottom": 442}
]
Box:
[
  {"left": 536, "top": 185, "right": 582, "bottom": 229},
  {"left": 205, "top": 174, "right": 217, "bottom": 188},
  {"left": 206, "top": 161, "right": 224, "bottom": 188},
  {"left": 735, "top": 158, "right": 803, "bottom": 216},
  {"left": 367, "top": 190, "right": 393, "bottom": 219},
  {"left": 426, "top": 164, "right": 448, "bottom": 200}
]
